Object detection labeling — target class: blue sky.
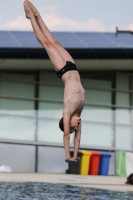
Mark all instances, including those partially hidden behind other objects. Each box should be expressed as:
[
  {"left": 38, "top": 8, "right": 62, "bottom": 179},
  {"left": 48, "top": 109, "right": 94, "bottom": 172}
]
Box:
[{"left": 0, "top": 0, "right": 133, "bottom": 32}]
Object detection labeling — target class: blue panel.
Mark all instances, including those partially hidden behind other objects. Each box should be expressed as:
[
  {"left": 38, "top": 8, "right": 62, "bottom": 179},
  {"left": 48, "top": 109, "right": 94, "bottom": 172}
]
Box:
[
  {"left": 0, "top": 31, "right": 19, "bottom": 47},
  {"left": 52, "top": 32, "right": 86, "bottom": 48},
  {"left": 0, "top": 31, "right": 133, "bottom": 49},
  {"left": 12, "top": 31, "right": 86, "bottom": 48},
  {"left": 105, "top": 33, "right": 133, "bottom": 48},
  {"left": 11, "top": 31, "right": 42, "bottom": 48},
  {"left": 75, "top": 32, "right": 117, "bottom": 48}
]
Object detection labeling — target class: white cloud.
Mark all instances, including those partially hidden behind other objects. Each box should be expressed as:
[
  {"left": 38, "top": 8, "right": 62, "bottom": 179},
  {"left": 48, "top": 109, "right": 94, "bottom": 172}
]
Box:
[
  {"left": 117, "top": 22, "right": 133, "bottom": 31},
  {"left": 128, "top": 22, "right": 133, "bottom": 30},
  {"left": 41, "top": 15, "right": 114, "bottom": 32},
  {"left": 0, "top": 16, "right": 31, "bottom": 30},
  {"left": 0, "top": 5, "right": 115, "bottom": 32},
  {"left": 0, "top": 15, "right": 115, "bottom": 32}
]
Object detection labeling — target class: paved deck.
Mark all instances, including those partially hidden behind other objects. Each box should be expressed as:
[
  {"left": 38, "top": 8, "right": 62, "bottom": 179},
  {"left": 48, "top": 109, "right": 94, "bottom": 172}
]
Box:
[{"left": 0, "top": 173, "right": 132, "bottom": 192}]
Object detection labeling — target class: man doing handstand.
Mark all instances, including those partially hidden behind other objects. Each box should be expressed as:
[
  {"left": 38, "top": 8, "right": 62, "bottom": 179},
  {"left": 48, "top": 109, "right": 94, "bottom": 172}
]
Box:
[{"left": 23, "top": 0, "right": 85, "bottom": 162}]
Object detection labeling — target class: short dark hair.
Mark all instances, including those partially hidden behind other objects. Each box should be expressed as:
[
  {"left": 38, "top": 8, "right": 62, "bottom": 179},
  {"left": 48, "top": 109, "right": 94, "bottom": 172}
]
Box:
[{"left": 59, "top": 117, "right": 64, "bottom": 132}]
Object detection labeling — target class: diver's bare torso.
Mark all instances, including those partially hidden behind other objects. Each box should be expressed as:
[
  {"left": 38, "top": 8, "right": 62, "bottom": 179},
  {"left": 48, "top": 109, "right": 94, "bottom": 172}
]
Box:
[{"left": 62, "top": 70, "right": 85, "bottom": 116}]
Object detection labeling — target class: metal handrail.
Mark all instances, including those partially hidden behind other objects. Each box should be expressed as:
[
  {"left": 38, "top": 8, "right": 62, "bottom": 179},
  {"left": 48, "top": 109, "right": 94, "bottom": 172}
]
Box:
[{"left": 116, "top": 27, "right": 133, "bottom": 36}]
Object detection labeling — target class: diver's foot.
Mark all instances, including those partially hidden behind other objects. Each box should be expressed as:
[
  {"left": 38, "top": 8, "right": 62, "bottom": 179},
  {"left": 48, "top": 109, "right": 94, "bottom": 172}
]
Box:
[
  {"left": 23, "top": 0, "right": 34, "bottom": 19},
  {"left": 70, "top": 157, "right": 77, "bottom": 162},
  {"left": 29, "top": 1, "right": 40, "bottom": 18}
]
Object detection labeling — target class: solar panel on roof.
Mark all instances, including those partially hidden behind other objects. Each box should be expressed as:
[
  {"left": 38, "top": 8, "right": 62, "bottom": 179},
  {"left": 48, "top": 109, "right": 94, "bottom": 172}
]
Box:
[
  {"left": 0, "top": 31, "right": 19, "bottom": 47},
  {"left": 0, "top": 31, "right": 133, "bottom": 49},
  {"left": 12, "top": 31, "right": 42, "bottom": 48},
  {"left": 75, "top": 32, "right": 117, "bottom": 48},
  {"left": 52, "top": 32, "right": 86, "bottom": 48},
  {"left": 104, "top": 33, "right": 133, "bottom": 48}
]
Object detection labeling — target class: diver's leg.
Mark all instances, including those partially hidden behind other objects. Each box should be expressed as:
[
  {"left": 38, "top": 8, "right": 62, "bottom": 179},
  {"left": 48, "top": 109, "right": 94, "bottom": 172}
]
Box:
[
  {"left": 29, "top": 1, "right": 75, "bottom": 63},
  {"left": 24, "top": 0, "right": 66, "bottom": 70}
]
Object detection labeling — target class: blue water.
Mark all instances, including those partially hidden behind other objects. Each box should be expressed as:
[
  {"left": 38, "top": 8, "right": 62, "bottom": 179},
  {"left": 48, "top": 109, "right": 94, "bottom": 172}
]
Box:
[{"left": 0, "top": 182, "right": 132, "bottom": 200}]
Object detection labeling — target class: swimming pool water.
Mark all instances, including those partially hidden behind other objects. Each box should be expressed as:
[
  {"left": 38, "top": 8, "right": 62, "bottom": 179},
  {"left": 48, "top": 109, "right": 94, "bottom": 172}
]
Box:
[{"left": 0, "top": 182, "right": 132, "bottom": 200}]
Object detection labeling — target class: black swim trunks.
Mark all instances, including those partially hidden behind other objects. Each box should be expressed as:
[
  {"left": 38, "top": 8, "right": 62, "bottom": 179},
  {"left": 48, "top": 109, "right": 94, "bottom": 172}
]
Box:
[{"left": 56, "top": 61, "right": 78, "bottom": 79}]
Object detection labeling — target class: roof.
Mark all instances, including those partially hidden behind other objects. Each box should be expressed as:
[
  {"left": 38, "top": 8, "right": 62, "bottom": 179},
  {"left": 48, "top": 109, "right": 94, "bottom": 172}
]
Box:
[{"left": 0, "top": 31, "right": 133, "bottom": 59}]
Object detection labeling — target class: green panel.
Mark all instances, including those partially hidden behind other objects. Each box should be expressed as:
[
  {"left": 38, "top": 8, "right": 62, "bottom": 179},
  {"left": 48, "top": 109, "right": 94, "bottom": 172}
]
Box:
[
  {"left": 1, "top": 73, "right": 35, "bottom": 82},
  {"left": 82, "top": 78, "right": 111, "bottom": 90},
  {"left": 40, "top": 71, "right": 63, "bottom": 86},
  {"left": 39, "top": 102, "right": 63, "bottom": 119},
  {"left": 116, "top": 109, "right": 131, "bottom": 124},
  {"left": 117, "top": 151, "right": 126, "bottom": 176},
  {"left": 131, "top": 77, "right": 133, "bottom": 90},
  {"left": 81, "top": 122, "right": 112, "bottom": 147},
  {"left": 131, "top": 94, "right": 133, "bottom": 106},
  {"left": 0, "top": 115, "right": 36, "bottom": 141},
  {"left": 116, "top": 73, "right": 129, "bottom": 90},
  {"left": 116, "top": 93, "right": 129, "bottom": 106},
  {"left": 0, "top": 99, "right": 34, "bottom": 110},
  {"left": 85, "top": 89, "right": 111, "bottom": 105},
  {"left": 116, "top": 126, "right": 132, "bottom": 149},
  {"left": 0, "top": 82, "right": 34, "bottom": 98},
  {"left": 131, "top": 110, "right": 133, "bottom": 124},
  {"left": 82, "top": 106, "right": 112, "bottom": 123},
  {"left": 38, "top": 118, "right": 63, "bottom": 143},
  {"left": 38, "top": 118, "right": 74, "bottom": 144},
  {"left": 40, "top": 85, "right": 63, "bottom": 101},
  {"left": 39, "top": 102, "right": 63, "bottom": 110}
]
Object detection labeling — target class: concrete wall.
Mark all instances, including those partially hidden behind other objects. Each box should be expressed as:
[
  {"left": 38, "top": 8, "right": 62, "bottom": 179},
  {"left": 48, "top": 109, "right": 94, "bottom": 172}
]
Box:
[
  {"left": 38, "top": 147, "right": 67, "bottom": 173},
  {"left": 0, "top": 144, "right": 35, "bottom": 172}
]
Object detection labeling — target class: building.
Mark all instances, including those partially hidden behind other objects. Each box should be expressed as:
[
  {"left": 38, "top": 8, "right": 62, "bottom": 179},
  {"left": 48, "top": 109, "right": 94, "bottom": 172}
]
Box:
[{"left": 0, "top": 30, "right": 133, "bottom": 173}]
